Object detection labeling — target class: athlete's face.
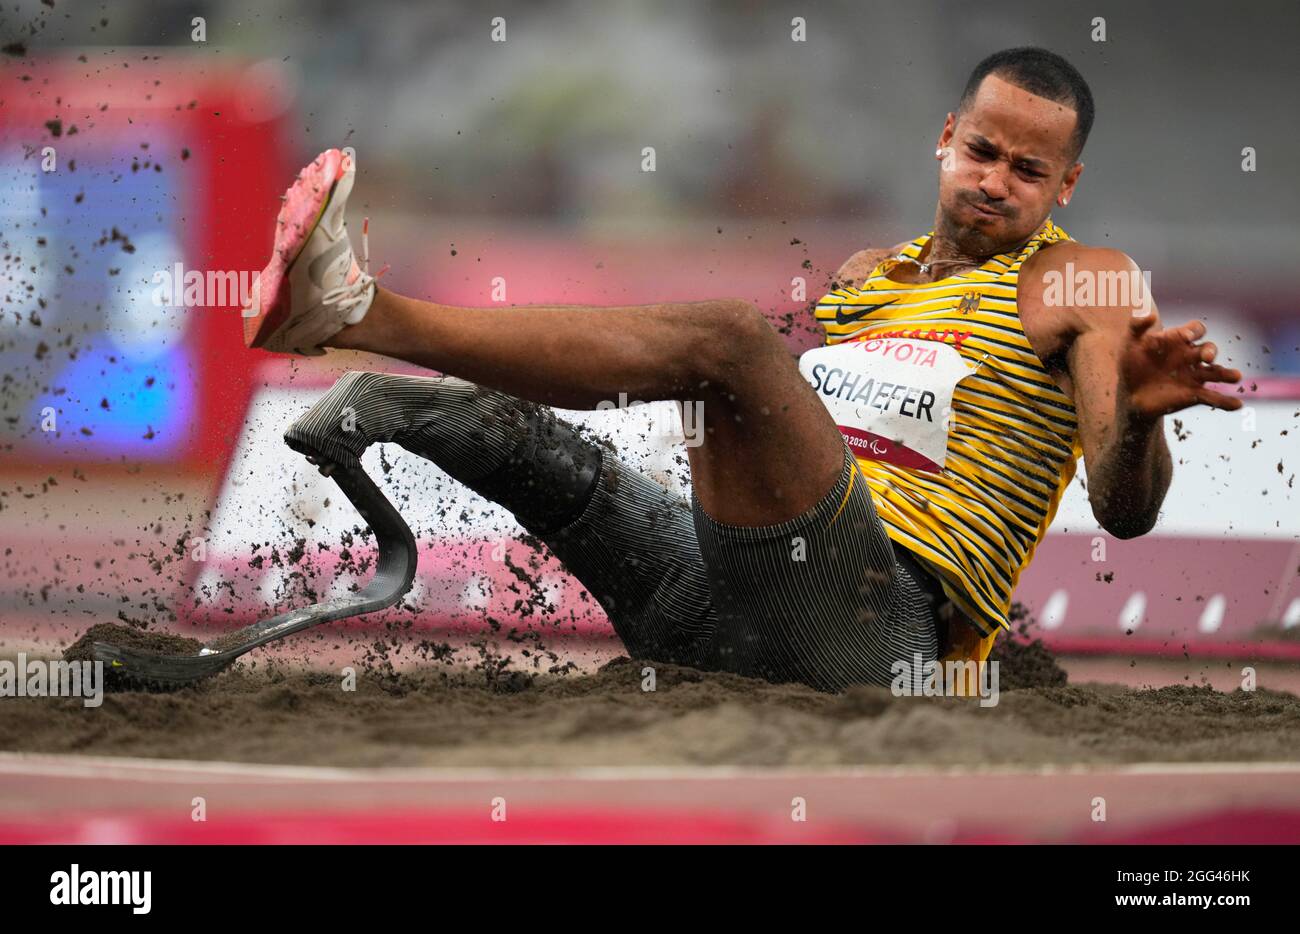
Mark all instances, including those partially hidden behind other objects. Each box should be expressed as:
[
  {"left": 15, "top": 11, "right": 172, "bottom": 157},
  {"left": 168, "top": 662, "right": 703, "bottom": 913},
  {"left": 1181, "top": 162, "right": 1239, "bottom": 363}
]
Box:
[{"left": 934, "top": 74, "right": 1083, "bottom": 254}]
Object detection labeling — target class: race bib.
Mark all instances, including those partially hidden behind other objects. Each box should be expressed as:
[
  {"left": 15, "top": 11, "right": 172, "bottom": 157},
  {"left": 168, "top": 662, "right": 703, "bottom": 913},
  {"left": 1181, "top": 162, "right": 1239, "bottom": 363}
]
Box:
[{"left": 799, "top": 337, "right": 973, "bottom": 473}]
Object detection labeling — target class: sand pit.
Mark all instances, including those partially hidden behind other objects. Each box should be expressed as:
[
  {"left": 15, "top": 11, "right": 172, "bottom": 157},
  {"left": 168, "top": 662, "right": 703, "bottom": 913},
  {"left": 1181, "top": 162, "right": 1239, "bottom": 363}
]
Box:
[
  {"left": 3, "top": 649, "right": 1299, "bottom": 769},
  {"left": 0, "top": 607, "right": 1288, "bottom": 772}
]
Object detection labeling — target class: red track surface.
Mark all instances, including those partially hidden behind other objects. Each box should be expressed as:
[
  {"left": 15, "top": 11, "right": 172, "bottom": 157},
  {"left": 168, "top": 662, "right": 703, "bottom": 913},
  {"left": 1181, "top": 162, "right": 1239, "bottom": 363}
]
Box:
[{"left": 2, "top": 754, "right": 1298, "bottom": 844}]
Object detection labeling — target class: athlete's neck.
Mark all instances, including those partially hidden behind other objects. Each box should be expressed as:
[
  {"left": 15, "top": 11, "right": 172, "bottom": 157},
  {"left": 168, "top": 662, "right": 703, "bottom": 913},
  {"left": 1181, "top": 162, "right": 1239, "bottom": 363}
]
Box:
[
  {"left": 915, "top": 215, "right": 1037, "bottom": 282},
  {"left": 918, "top": 234, "right": 984, "bottom": 274}
]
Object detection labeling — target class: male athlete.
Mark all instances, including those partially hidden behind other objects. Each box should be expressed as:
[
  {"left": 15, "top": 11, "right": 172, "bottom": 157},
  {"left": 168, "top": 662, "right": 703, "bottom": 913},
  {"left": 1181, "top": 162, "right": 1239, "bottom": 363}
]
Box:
[{"left": 241, "top": 47, "right": 1241, "bottom": 692}]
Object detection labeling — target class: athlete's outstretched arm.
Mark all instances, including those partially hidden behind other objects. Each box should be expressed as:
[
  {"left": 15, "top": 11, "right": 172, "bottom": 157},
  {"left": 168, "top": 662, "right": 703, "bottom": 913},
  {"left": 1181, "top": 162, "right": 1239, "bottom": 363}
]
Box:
[{"left": 1061, "top": 249, "right": 1242, "bottom": 539}]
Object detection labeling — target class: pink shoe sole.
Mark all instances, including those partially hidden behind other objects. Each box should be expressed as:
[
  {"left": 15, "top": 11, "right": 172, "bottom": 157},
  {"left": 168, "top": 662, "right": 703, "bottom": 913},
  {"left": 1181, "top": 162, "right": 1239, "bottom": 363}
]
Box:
[{"left": 243, "top": 148, "right": 350, "bottom": 350}]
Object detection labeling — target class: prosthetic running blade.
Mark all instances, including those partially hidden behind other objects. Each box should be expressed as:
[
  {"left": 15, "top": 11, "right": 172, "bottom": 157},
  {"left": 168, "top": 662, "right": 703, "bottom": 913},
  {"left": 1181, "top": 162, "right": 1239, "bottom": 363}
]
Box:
[{"left": 91, "top": 444, "right": 418, "bottom": 686}]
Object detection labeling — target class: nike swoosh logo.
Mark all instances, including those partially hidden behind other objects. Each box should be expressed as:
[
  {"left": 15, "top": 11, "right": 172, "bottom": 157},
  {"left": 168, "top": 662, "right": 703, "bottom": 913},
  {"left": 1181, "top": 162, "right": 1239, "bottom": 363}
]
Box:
[
  {"left": 834, "top": 298, "right": 898, "bottom": 325},
  {"left": 307, "top": 238, "right": 349, "bottom": 289}
]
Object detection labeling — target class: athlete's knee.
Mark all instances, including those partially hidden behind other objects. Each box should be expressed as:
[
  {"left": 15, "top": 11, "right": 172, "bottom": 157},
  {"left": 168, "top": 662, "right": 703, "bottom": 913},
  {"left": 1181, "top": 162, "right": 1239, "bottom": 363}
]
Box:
[
  {"left": 464, "top": 407, "right": 605, "bottom": 536},
  {"left": 695, "top": 299, "right": 784, "bottom": 390}
]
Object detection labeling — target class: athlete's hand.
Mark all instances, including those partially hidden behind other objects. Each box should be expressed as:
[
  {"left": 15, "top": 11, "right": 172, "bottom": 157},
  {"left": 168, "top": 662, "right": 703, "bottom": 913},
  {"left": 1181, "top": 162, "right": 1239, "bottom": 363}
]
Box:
[{"left": 1118, "top": 316, "right": 1243, "bottom": 419}]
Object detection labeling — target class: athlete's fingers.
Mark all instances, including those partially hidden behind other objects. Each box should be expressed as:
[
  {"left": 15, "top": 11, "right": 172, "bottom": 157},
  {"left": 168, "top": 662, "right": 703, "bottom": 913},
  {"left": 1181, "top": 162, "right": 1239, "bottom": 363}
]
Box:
[
  {"left": 1155, "top": 333, "right": 1205, "bottom": 366},
  {"left": 1173, "top": 319, "right": 1207, "bottom": 343},
  {"left": 1195, "top": 386, "right": 1244, "bottom": 411},
  {"left": 1128, "top": 312, "right": 1158, "bottom": 338},
  {"left": 1166, "top": 333, "right": 1218, "bottom": 366},
  {"left": 1168, "top": 341, "right": 1206, "bottom": 369},
  {"left": 1194, "top": 363, "right": 1240, "bottom": 384}
]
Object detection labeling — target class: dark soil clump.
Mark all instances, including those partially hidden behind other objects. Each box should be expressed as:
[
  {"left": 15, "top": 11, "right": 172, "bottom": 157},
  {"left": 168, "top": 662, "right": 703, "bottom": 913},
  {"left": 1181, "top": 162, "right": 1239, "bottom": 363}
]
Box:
[
  {"left": 987, "top": 602, "right": 1070, "bottom": 690},
  {"left": 61, "top": 623, "right": 205, "bottom": 691},
  {"left": 62, "top": 623, "right": 203, "bottom": 664}
]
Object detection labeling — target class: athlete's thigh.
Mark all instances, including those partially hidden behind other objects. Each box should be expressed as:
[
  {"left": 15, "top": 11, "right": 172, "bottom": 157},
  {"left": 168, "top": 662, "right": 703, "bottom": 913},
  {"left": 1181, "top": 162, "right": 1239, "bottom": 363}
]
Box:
[
  {"left": 690, "top": 438, "right": 938, "bottom": 692},
  {"left": 685, "top": 319, "right": 846, "bottom": 528},
  {"left": 538, "top": 447, "right": 718, "bottom": 667}
]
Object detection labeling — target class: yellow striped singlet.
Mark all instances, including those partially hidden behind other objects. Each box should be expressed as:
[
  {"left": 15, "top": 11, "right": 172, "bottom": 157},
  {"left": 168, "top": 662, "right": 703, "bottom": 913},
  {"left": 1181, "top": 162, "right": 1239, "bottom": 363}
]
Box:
[{"left": 814, "top": 218, "right": 1081, "bottom": 650}]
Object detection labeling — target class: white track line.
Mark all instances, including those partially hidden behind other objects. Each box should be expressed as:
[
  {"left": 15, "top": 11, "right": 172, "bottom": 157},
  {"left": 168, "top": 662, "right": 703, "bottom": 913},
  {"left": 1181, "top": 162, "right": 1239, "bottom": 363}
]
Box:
[{"left": 1, "top": 751, "right": 1299, "bottom": 785}]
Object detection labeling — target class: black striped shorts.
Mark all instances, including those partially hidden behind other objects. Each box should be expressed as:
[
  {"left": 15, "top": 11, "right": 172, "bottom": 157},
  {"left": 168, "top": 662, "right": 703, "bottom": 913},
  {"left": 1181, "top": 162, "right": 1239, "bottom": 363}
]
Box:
[{"left": 542, "top": 438, "right": 942, "bottom": 693}]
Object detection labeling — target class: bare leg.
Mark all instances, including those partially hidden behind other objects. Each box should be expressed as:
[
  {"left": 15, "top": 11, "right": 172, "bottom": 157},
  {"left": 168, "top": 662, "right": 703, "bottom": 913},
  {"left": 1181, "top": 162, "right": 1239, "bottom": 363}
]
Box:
[{"left": 325, "top": 286, "right": 844, "bottom": 526}]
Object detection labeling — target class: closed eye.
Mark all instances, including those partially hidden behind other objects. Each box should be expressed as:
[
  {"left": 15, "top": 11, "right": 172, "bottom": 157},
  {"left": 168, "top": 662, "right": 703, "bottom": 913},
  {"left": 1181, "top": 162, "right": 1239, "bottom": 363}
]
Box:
[{"left": 967, "top": 144, "right": 1045, "bottom": 179}]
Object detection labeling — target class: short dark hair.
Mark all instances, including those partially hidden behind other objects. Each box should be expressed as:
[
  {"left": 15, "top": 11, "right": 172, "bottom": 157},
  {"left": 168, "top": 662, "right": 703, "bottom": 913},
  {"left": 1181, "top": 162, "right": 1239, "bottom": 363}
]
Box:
[{"left": 958, "top": 47, "right": 1094, "bottom": 162}]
